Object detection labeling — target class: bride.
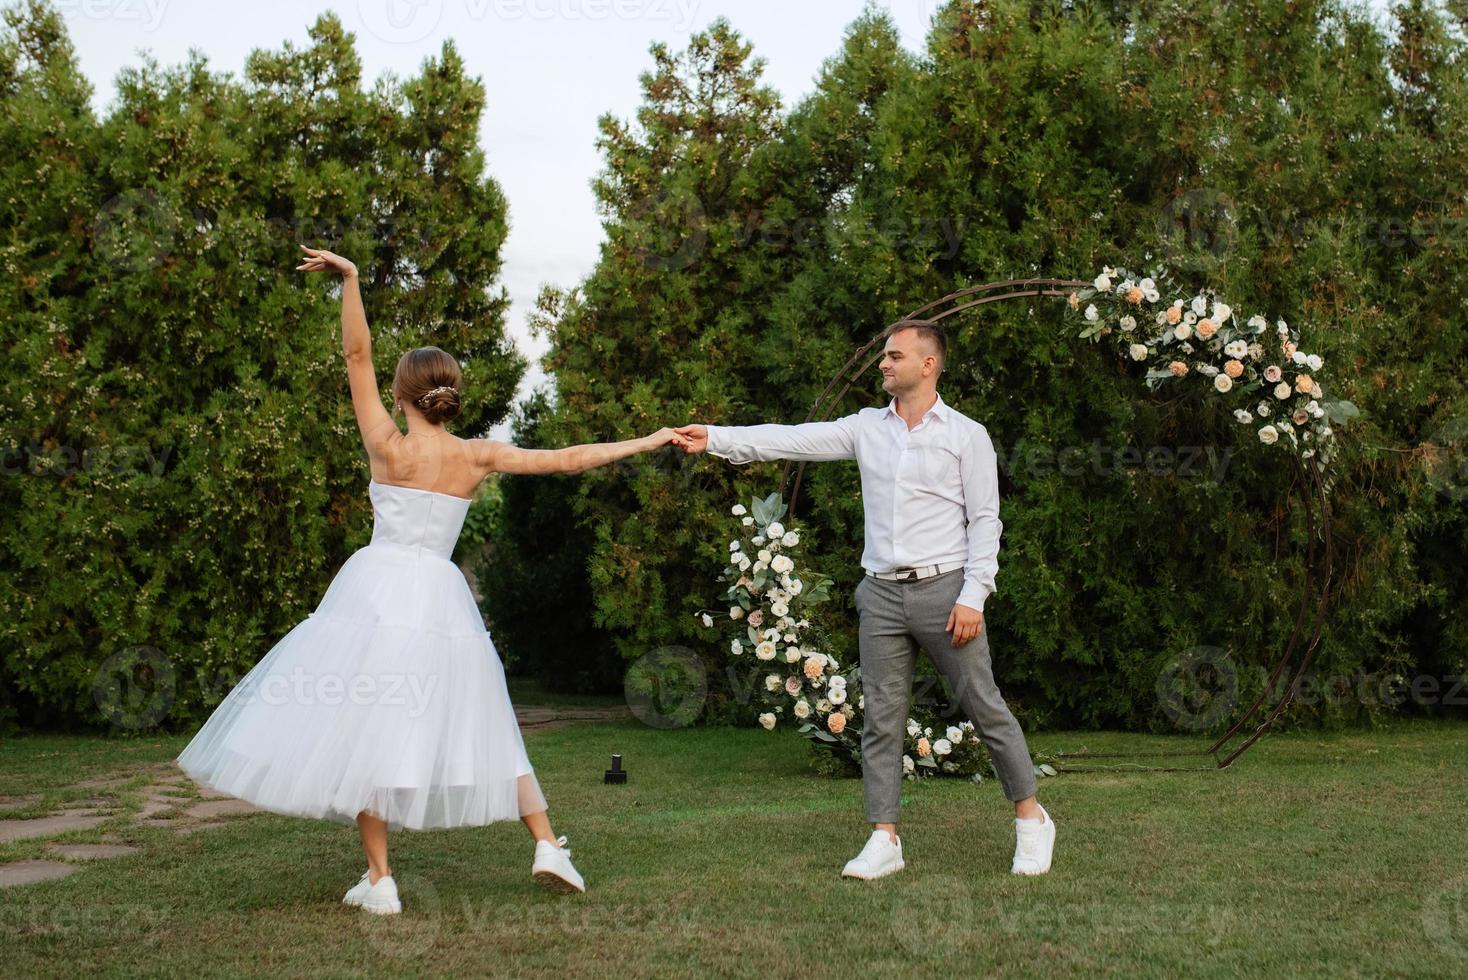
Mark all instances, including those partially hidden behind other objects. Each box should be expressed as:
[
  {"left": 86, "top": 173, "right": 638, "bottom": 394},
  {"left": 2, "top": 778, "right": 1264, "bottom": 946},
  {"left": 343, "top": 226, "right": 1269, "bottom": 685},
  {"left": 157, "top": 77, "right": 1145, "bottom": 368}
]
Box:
[{"left": 176, "top": 246, "right": 686, "bottom": 914}]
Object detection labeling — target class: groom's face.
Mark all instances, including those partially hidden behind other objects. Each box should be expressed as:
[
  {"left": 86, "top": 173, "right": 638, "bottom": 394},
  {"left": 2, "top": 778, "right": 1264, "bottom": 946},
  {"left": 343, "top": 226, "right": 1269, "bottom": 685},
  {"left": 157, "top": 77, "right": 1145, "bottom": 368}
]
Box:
[{"left": 880, "top": 329, "right": 935, "bottom": 395}]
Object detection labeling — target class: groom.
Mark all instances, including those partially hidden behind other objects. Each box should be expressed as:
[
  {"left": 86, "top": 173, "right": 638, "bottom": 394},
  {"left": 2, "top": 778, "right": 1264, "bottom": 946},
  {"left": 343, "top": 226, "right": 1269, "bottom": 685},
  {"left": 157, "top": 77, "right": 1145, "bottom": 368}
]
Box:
[{"left": 676, "top": 319, "right": 1056, "bottom": 879}]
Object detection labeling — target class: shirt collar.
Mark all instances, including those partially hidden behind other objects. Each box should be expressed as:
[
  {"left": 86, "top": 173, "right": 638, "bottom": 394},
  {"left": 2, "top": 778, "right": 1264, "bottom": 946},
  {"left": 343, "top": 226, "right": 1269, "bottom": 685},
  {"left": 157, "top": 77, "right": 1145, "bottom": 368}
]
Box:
[{"left": 884, "top": 392, "right": 949, "bottom": 424}]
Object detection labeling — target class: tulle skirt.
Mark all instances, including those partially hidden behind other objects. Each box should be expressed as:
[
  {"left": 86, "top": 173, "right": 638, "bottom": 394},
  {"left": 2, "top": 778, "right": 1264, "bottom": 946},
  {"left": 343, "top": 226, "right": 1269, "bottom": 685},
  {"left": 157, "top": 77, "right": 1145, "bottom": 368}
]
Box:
[{"left": 177, "top": 542, "right": 547, "bottom": 832}]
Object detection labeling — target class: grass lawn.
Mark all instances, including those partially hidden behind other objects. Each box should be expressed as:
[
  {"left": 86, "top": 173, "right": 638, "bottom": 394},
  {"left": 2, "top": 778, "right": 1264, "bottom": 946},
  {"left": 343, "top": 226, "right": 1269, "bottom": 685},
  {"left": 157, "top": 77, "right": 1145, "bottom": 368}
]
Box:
[{"left": 1, "top": 720, "right": 1465, "bottom": 978}]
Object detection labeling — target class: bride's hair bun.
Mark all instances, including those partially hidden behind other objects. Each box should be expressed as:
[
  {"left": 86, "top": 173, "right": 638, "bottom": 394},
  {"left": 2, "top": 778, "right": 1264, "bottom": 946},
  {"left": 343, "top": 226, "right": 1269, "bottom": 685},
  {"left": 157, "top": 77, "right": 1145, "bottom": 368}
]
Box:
[{"left": 393, "top": 347, "right": 463, "bottom": 425}]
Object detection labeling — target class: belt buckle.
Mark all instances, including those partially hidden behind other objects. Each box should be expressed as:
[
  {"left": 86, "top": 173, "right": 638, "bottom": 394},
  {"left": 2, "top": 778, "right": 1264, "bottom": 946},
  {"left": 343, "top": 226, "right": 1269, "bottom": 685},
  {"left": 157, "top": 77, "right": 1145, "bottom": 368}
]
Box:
[{"left": 897, "top": 566, "right": 918, "bottom": 581}]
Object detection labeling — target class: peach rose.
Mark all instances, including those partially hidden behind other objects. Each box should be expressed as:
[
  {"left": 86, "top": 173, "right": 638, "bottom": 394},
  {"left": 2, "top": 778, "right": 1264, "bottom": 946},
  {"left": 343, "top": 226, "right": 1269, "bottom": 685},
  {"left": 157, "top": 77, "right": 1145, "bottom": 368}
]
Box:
[
  {"left": 916, "top": 737, "right": 932, "bottom": 757},
  {"left": 1168, "top": 361, "right": 1189, "bottom": 377},
  {"left": 1196, "top": 318, "right": 1217, "bottom": 339},
  {"left": 1224, "top": 359, "right": 1244, "bottom": 378},
  {"left": 827, "top": 712, "right": 847, "bottom": 734},
  {"left": 1068, "top": 292, "right": 1080, "bottom": 310},
  {"left": 803, "top": 658, "right": 823, "bottom": 681},
  {"left": 1292, "top": 408, "right": 1310, "bottom": 426},
  {"left": 1294, "top": 372, "right": 1313, "bottom": 393},
  {"left": 1282, "top": 340, "right": 1297, "bottom": 357},
  {"left": 1126, "top": 286, "right": 1144, "bottom": 304},
  {"left": 1166, "top": 306, "right": 1182, "bottom": 325}
]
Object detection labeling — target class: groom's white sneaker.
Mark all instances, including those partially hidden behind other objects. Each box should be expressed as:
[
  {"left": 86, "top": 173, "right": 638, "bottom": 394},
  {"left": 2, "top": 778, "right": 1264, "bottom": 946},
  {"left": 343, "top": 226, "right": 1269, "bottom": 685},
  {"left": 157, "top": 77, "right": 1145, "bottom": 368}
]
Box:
[
  {"left": 357, "top": 873, "right": 402, "bottom": 914},
  {"left": 1011, "top": 803, "right": 1056, "bottom": 875},
  {"left": 532, "top": 835, "right": 586, "bottom": 894},
  {"left": 342, "top": 870, "right": 373, "bottom": 907},
  {"left": 841, "top": 830, "right": 905, "bottom": 880}
]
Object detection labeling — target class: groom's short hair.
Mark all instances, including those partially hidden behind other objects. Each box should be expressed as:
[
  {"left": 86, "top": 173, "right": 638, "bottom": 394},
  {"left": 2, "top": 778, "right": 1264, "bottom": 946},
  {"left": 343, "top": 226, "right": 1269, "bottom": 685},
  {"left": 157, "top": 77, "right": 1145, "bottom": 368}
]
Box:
[{"left": 883, "top": 318, "right": 947, "bottom": 370}]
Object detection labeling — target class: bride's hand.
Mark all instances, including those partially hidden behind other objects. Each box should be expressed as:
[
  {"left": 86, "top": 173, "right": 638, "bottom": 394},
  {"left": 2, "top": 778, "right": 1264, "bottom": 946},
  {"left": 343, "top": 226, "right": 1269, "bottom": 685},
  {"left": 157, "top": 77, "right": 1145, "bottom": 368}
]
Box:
[
  {"left": 648, "top": 427, "right": 688, "bottom": 451},
  {"left": 296, "top": 245, "right": 358, "bottom": 279}
]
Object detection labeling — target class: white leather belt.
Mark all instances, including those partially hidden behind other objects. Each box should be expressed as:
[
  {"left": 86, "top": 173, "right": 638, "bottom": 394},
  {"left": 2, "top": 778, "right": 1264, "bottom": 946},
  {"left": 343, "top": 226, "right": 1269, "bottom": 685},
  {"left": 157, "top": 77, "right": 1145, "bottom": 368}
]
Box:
[{"left": 866, "top": 561, "right": 965, "bottom": 582}]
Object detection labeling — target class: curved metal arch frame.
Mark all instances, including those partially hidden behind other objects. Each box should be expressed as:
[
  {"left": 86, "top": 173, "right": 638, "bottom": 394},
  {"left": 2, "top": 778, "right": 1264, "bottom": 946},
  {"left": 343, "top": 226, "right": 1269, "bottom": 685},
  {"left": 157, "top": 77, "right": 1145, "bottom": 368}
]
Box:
[{"left": 779, "top": 278, "right": 1335, "bottom": 772}]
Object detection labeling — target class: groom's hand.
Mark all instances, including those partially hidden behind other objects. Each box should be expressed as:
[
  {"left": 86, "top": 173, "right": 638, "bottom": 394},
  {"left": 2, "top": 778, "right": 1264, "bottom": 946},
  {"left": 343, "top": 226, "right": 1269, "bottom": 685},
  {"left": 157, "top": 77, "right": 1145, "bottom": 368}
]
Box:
[
  {"left": 946, "top": 603, "right": 984, "bottom": 647},
  {"left": 673, "top": 424, "right": 708, "bottom": 454}
]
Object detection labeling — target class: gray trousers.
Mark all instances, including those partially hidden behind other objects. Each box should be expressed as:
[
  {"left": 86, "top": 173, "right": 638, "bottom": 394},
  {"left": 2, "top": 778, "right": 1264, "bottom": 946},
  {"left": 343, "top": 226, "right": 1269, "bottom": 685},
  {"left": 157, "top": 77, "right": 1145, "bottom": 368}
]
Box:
[{"left": 855, "top": 568, "right": 1038, "bottom": 822}]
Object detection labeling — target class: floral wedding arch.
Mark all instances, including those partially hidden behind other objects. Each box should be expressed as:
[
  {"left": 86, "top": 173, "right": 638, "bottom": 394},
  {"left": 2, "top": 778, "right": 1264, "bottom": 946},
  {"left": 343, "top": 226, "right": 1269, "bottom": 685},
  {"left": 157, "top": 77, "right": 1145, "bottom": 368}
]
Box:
[{"left": 748, "top": 269, "right": 1356, "bottom": 773}]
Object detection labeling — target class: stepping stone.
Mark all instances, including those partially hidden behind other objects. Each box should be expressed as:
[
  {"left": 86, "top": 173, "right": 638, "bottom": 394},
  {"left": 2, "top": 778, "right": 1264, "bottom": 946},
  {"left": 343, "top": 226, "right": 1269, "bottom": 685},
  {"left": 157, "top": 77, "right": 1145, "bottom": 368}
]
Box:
[
  {"left": 62, "top": 796, "right": 115, "bottom": 810},
  {"left": 0, "top": 860, "right": 79, "bottom": 888},
  {"left": 45, "top": 842, "right": 142, "bottom": 860},
  {"left": 0, "top": 813, "right": 109, "bottom": 843},
  {"left": 0, "top": 795, "right": 42, "bottom": 812},
  {"left": 135, "top": 800, "right": 178, "bottom": 820},
  {"left": 185, "top": 799, "right": 261, "bottom": 820},
  {"left": 194, "top": 786, "right": 232, "bottom": 801},
  {"left": 137, "top": 818, "right": 181, "bottom": 829},
  {"left": 72, "top": 775, "right": 130, "bottom": 790},
  {"left": 516, "top": 708, "right": 558, "bottom": 727}
]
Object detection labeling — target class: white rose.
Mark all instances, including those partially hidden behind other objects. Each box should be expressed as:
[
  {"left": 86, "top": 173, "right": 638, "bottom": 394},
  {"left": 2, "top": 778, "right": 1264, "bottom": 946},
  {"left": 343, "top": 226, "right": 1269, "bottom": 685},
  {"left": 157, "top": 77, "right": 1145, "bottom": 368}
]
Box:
[
  {"left": 793, "top": 700, "right": 811, "bottom": 719},
  {"left": 766, "top": 522, "right": 785, "bottom": 538},
  {"left": 1173, "top": 324, "right": 1193, "bottom": 341},
  {"left": 771, "top": 555, "right": 794, "bottom": 574},
  {"left": 1128, "top": 343, "right": 1149, "bottom": 361},
  {"left": 1184, "top": 311, "right": 1197, "bottom": 325},
  {"left": 729, "top": 541, "right": 741, "bottom": 552},
  {"left": 1141, "top": 278, "right": 1159, "bottom": 302},
  {"left": 1306, "top": 353, "right": 1323, "bottom": 371},
  {"left": 751, "top": 535, "right": 765, "bottom": 545},
  {"left": 902, "top": 755, "right": 915, "bottom": 775},
  {"left": 737, "top": 555, "right": 751, "bottom": 570},
  {"left": 828, "top": 687, "right": 846, "bottom": 705},
  {"left": 1256, "top": 400, "right": 1272, "bottom": 417},
  {"left": 785, "top": 645, "right": 802, "bottom": 661},
  {"left": 782, "top": 531, "right": 799, "bottom": 547},
  {"left": 1274, "top": 382, "right": 1292, "bottom": 400},
  {"left": 742, "top": 516, "right": 754, "bottom": 526},
  {"left": 828, "top": 674, "right": 846, "bottom": 689},
  {"left": 906, "top": 720, "right": 921, "bottom": 738},
  {"left": 857, "top": 695, "right": 864, "bottom": 711},
  {"left": 783, "top": 633, "right": 796, "bottom": 644},
  {"left": 755, "top": 641, "right": 777, "bottom": 661},
  {"left": 1084, "top": 303, "right": 1099, "bottom": 322},
  {"left": 764, "top": 674, "right": 781, "bottom": 692},
  {"left": 1259, "top": 425, "right": 1279, "bottom": 445},
  {"left": 758, "top": 712, "right": 776, "bottom": 731},
  {"left": 1119, "top": 315, "right": 1136, "bottom": 332},
  {"left": 946, "top": 726, "right": 964, "bottom": 743},
  {"left": 1225, "top": 340, "right": 1248, "bottom": 358},
  {"left": 1155, "top": 310, "right": 1170, "bottom": 326},
  {"left": 1248, "top": 314, "right": 1268, "bottom": 331},
  {"left": 730, "top": 639, "right": 743, "bottom": 655},
  {"left": 1191, "top": 295, "right": 1208, "bottom": 316},
  {"left": 729, "top": 606, "right": 744, "bottom": 621},
  {"left": 1292, "top": 350, "right": 1307, "bottom": 365},
  {"left": 700, "top": 613, "right": 714, "bottom": 628},
  {"left": 788, "top": 579, "right": 803, "bottom": 596},
  {"left": 763, "top": 627, "right": 781, "bottom": 641},
  {"left": 784, "top": 646, "right": 801, "bottom": 663},
  {"left": 1213, "top": 374, "right": 1233, "bottom": 393},
  {"left": 1212, "top": 302, "right": 1232, "bottom": 323},
  {"left": 1234, "top": 409, "right": 1254, "bottom": 424},
  {"left": 1093, "top": 274, "right": 1112, "bottom": 292},
  {"left": 816, "top": 698, "right": 831, "bottom": 714},
  {"left": 933, "top": 738, "right": 952, "bottom": 756},
  {"left": 731, "top": 504, "right": 747, "bottom": 516},
  {"left": 757, "top": 549, "right": 772, "bottom": 564}
]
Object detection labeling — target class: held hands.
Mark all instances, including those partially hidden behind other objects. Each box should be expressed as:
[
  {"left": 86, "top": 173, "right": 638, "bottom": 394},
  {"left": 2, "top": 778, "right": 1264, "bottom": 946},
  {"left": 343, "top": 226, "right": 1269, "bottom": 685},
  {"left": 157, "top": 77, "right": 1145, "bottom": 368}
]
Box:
[
  {"left": 296, "top": 245, "right": 358, "bottom": 279},
  {"left": 648, "top": 427, "right": 691, "bottom": 452},
  {"left": 946, "top": 603, "right": 984, "bottom": 647},
  {"left": 672, "top": 424, "right": 708, "bottom": 454}
]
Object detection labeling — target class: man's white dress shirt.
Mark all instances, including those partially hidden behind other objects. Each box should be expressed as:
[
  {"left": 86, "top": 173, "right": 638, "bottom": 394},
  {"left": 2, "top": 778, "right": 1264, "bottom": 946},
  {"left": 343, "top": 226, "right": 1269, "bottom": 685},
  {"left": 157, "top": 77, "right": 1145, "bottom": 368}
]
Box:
[{"left": 706, "top": 392, "right": 1002, "bottom": 613}]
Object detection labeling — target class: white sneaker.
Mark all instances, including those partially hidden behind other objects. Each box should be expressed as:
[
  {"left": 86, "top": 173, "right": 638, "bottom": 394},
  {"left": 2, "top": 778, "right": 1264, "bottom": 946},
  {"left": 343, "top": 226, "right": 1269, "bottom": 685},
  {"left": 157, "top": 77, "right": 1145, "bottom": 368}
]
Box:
[
  {"left": 532, "top": 836, "right": 585, "bottom": 894},
  {"left": 841, "top": 830, "right": 905, "bottom": 880},
  {"left": 358, "top": 873, "right": 402, "bottom": 914},
  {"left": 1011, "top": 803, "right": 1056, "bottom": 875},
  {"left": 342, "top": 870, "right": 373, "bottom": 907}
]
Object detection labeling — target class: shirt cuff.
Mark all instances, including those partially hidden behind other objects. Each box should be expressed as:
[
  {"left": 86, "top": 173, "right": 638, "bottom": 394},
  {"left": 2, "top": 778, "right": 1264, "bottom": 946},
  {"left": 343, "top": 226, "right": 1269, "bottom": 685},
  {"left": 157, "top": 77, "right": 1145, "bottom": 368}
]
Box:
[{"left": 955, "top": 585, "right": 990, "bottom": 613}]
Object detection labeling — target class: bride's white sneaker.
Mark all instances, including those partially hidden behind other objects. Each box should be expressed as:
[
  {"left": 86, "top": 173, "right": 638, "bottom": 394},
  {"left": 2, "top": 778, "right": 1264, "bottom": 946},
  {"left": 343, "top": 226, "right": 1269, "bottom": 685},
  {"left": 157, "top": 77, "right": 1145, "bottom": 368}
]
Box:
[
  {"left": 1011, "top": 803, "right": 1056, "bottom": 875},
  {"left": 841, "top": 830, "right": 905, "bottom": 880},
  {"left": 356, "top": 873, "right": 402, "bottom": 914},
  {"left": 532, "top": 835, "right": 585, "bottom": 894},
  {"left": 342, "top": 870, "right": 373, "bottom": 907}
]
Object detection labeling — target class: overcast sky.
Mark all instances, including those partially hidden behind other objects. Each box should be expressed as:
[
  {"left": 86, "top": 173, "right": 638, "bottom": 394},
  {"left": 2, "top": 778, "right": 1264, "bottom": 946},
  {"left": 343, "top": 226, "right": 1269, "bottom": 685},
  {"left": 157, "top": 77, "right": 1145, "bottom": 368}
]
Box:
[{"left": 56, "top": 0, "right": 1394, "bottom": 439}]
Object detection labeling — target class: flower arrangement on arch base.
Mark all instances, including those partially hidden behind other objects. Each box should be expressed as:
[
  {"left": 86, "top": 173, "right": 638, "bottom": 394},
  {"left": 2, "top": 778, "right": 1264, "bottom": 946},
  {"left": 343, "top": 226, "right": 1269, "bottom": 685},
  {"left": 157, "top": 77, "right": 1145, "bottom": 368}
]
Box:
[{"left": 698, "top": 493, "right": 1058, "bottom": 784}]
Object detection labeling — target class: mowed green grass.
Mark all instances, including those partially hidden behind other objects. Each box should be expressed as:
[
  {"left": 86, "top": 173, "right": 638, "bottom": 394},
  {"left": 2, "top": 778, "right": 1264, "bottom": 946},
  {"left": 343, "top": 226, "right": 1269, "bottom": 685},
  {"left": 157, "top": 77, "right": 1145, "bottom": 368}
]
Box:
[{"left": 1, "top": 720, "right": 1465, "bottom": 979}]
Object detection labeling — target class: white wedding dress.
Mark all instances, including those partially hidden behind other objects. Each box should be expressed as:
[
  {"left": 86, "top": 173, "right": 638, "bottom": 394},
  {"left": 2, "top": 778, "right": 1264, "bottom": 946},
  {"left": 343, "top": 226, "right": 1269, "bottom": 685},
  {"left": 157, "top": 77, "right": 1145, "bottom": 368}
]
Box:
[{"left": 177, "top": 479, "right": 547, "bottom": 831}]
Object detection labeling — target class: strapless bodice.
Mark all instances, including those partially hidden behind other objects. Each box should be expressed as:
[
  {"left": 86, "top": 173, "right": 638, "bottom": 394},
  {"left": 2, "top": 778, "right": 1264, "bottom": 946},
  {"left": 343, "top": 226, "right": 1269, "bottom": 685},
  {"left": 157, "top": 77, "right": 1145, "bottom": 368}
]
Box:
[{"left": 367, "top": 479, "right": 471, "bottom": 561}]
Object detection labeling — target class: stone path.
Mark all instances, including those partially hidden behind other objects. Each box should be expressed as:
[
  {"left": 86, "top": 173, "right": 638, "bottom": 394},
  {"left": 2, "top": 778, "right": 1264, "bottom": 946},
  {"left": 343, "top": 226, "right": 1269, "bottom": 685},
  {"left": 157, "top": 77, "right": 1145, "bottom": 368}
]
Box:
[{"left": 0, "top": 705, "right": 628, "bottom": 889}]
